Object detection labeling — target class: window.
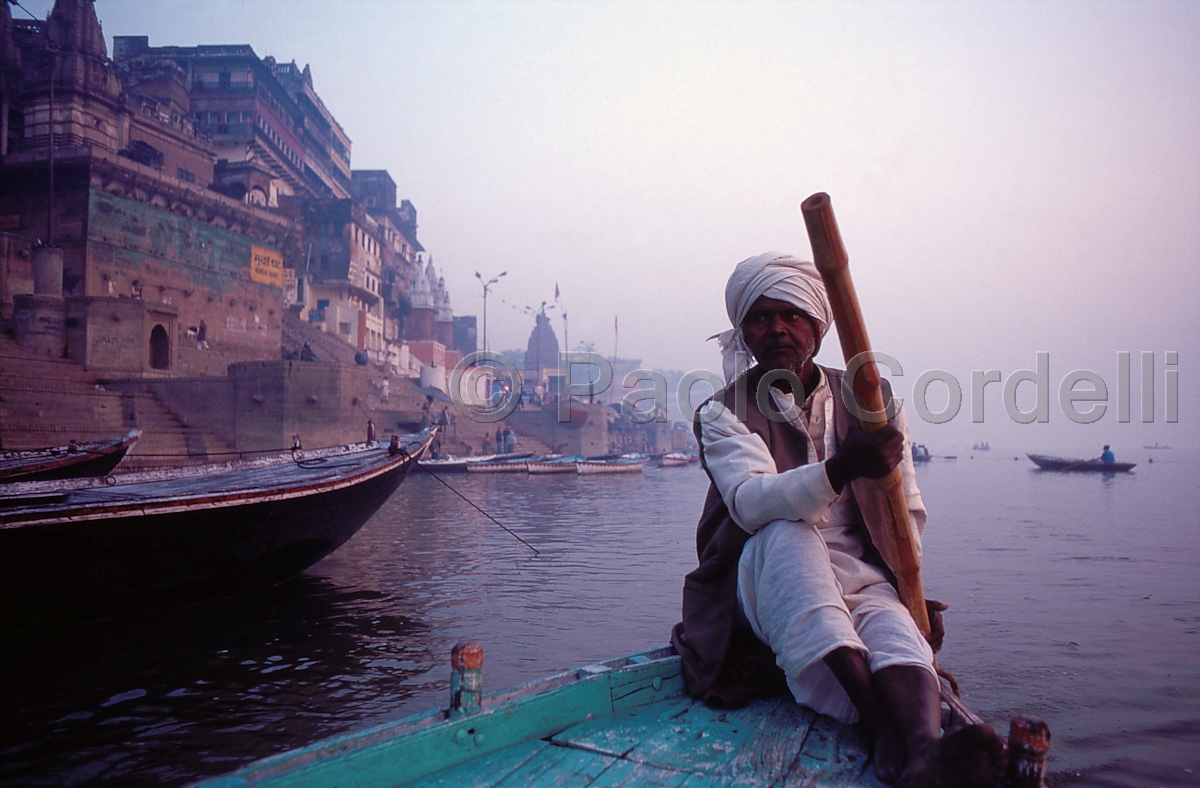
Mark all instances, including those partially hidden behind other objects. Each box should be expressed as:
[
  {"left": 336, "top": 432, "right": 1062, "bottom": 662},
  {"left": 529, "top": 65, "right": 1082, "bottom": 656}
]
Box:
[
  {"left": 240, "top": 111, "right": 253, "bottom": 122},
  {"left": 177, "top": 168, "right": 195, "bottom": 183},
  {"left": 226, "top": 111, "right": 239, "bottom": 123},
  {"left": 209, "top": 112, "right": 221, "bottom": 123}
]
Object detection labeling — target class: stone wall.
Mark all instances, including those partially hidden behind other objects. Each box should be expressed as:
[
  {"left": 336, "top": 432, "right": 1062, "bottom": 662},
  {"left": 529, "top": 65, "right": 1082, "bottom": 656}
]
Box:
[
  {"left": 1, "top": 233, "right": 36, "bottom": 320},
  {"left": 507, "top": 401, "right": 608, "bottom": 456},
  {"left": 12, "top": 294, "right": 66, "bottom": 358},
  {"left": 229, "top": 360, "right": 370, "bottom": 452}
]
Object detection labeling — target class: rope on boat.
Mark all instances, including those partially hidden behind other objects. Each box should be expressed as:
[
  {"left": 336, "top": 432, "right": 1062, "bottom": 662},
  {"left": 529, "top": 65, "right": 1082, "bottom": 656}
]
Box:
[
  {"left": 415, "top": 463, "right": 541, "bottom": 557},
  {"left": 118, "top": 447, "right": 312, "bottom": 459}
]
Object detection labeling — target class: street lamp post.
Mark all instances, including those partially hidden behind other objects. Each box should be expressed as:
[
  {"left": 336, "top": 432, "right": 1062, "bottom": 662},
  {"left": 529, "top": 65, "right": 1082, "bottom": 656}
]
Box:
[{"left": 474, "top": 270, "right": 507, "bottom": 354}]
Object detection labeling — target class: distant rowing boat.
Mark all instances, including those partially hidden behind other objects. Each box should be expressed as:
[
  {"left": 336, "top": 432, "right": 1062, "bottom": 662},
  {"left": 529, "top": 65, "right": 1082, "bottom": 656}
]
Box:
[
  {"left": 1027, "top": 453, "right": 1136, "bottom": 473},
  {"left": 0, "top": 429, "right": 141, "bottom": 483},
  {"left": 0, "top": 429, "right": 435, "bottom": 616},
  {"left": 660, "top": 451, "right": 693, "bottom": 467},
  {"left": 1143, "top": 442, "right": 1172, "bottom": 450}
]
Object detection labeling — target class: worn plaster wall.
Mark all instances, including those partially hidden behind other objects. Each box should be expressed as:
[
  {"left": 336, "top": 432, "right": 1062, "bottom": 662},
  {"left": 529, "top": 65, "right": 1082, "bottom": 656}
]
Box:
[
  {"left": 230, "top": 360, "right": 369, "bottom": 452},
  {"left": 86, "top": 189, "right": 285, "bottom": 374},
  {"left": 12, "top": 293, "right": 66, "bottom": 358}
]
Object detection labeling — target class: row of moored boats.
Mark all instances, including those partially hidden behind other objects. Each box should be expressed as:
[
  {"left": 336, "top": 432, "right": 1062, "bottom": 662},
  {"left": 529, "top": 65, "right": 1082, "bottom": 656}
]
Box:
[{"left": 419, "top": 450, "right": 699, "bottom": 475}]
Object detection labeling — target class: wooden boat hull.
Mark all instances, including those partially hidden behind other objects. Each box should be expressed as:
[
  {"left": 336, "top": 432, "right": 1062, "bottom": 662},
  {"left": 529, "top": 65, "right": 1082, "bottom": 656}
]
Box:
[
  {"left": 419, "top": 451, "right": 533, "bottom": 472},
  {"left": 466, "top": 459, "right": 529, "bottom": 473},
  {"left": 195, "top": 644, "right": 981, "bottom": 788},
  {"left": 0, "top": 429, "right": 141, "bottom": 483},
  {"left": 526, "top": 459, "right": 579, "bottom": 474},
  {"left": 1027, "top": 453, "right": 1136, "bottom": 472},
  {"left": 0, "top": 431, "right": 434, "bottom": 616},
  {"left": 660, "top": 453, "right": 691, "bottom": 467},
  {"left": 576, "top": 458, "right": 648, "bottom": 474}
]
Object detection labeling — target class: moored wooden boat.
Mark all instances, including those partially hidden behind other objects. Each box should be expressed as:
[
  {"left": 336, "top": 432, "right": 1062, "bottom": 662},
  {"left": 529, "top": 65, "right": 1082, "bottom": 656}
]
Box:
[
  {"left": 0, "top": 429, "right": 141, "bottom": 483},
  {"left": 466, "top": 457, "right": 531, "bottom": 473},
  {"left": 193, "top": 643, "right": 1042, "bottom": 788},
  {"left": 660, "top": 451, "right": 692, "bottom": 467},
  {"left": 1027, "top": 453, "right": 1136, "bottom": 472},
  {"left": 576, "top": 456, "right": 648, "bottom": 475},
  {"left": 526, "top": 456, "right": 582, "bottom": 474},
  {"left": 418, "top": 451, "right": 533, "bottom": 473},
  {"left": 0, "top": 429, "right": 436, "bottom": 617}
]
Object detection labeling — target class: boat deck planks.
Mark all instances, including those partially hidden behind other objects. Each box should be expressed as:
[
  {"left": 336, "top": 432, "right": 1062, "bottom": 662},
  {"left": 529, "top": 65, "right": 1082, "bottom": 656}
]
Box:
[
  {"left": 197, "top": 648, "right": 889, "bottom": 788},
  {"left": 400, "top": 695, "right": 882, "bottom": 788},
  {"left": 1, "top": 439, "right": 424, "bottom": 527}
]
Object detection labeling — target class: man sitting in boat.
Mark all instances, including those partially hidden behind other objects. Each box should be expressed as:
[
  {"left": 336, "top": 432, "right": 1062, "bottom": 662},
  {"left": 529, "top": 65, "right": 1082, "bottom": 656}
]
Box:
[
  {"left": 1101, "top": 444, "right": 1115, "bottom": 464},
  {"left": 671, "top": 252, "right": 1006, "bottom": 787}
]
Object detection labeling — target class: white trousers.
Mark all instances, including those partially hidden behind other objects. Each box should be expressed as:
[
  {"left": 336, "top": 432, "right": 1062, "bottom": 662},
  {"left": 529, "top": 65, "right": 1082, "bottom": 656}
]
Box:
[{"left": 737, "top": 518, "right": 935, "bottom": 723}]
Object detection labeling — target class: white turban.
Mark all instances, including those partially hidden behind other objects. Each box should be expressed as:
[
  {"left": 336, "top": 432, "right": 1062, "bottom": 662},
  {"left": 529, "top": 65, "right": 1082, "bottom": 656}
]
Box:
[{"left": 713, "top": 251, "right": 834, "bottom": 384}]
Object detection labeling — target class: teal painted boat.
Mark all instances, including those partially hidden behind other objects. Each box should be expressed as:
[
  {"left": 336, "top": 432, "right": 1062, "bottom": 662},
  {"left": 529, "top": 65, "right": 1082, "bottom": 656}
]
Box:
[{"left": 193, "top": 645, "right": 999, "bottom": 788}]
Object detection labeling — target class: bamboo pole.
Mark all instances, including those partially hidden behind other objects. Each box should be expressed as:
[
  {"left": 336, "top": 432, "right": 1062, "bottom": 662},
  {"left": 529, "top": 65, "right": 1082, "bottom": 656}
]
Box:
[{"left": 800, "top": 192, "right": 930, "bottom": 637}]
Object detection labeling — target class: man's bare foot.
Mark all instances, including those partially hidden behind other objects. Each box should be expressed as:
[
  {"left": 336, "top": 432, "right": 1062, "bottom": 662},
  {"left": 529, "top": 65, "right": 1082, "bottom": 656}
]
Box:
[
  {"left": 872, "top": 724, "right": 907, "bottom": 784},
  {"left": 900, "top": 723, "right": 1008, "bottom": 788}
]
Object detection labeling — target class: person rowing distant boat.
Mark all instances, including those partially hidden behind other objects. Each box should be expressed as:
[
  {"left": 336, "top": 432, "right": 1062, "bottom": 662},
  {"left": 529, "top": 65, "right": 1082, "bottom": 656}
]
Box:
[
  {"left": 1101, "top": 445, "right": 1115, "bottom": 464},
  {"left": 671, "top": 252, "right": 1007, "bottom": 787}
]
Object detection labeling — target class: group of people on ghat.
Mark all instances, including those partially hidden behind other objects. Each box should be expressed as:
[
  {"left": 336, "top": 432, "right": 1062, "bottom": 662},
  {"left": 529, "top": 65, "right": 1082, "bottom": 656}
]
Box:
[
  {"left": 481, "top": 425, "right": 518, "bottom": 455},
  {"left": 671, "top": 252, "right": 1009, "bottom": 787}
]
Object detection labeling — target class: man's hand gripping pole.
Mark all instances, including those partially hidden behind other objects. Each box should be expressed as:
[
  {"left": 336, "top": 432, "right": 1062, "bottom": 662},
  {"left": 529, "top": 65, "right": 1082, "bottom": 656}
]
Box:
[{"left": 800, "top": 192, "right": 931, "bottom": 638}]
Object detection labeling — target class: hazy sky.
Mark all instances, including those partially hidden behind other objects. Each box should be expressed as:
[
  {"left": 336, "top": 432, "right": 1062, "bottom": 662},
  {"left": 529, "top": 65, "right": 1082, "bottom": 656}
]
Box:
[{"left": 19, "top": 0, "right": 1199, "bottom": 451}]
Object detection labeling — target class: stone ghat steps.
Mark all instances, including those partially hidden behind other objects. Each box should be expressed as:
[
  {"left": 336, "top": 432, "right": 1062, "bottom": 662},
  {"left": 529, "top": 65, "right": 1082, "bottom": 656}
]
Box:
[
  {"left": 0, "top": 333, "right": 236, "bottom": 466},
  {"left": 0, "top": 397, "right": 125, "bottom": 438},
  {"left": 281, "top": 312, "right": 361, "bottom": 365},
  {"left": 1, "top": 388, "right": 235, "bottom": 469},
  {"left": 0, "top": 333, "right": 121, "bottom": 447},
  {"left": 281, "top": 312, "right": 388, "bottom": 395},
  {"left": 0, "top": 354, "right": 101, "bottom": 386}
]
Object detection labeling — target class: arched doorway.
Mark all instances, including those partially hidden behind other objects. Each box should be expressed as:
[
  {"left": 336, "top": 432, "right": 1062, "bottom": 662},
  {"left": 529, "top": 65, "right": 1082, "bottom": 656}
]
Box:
[{"left": 149, "top": 324, "right": 170, "bottom": 370}]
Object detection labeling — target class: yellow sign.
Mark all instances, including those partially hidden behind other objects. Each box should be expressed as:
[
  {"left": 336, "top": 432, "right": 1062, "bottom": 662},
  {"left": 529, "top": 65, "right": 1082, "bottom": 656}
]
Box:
[{"left": 250, "top": 245, "right": 283, "bottom": 287}]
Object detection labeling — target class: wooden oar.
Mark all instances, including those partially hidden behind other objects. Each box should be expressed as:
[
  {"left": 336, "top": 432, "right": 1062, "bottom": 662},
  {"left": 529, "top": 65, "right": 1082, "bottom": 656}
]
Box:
[
  {"left": 1061, "top": 455, "right": 1103, "bottom": 471},
  {"left": 801, "top": 192, "right": 930, "bottom": 637}
]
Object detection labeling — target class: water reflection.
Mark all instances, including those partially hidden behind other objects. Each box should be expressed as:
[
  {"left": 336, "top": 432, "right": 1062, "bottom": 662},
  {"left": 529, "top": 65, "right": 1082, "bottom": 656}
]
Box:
[
  {"left": 0, "top": 575, "right": 439, "bottom": 787},
  {"left": 2, "top": 456, "right": 1197, "bottom": 787}
]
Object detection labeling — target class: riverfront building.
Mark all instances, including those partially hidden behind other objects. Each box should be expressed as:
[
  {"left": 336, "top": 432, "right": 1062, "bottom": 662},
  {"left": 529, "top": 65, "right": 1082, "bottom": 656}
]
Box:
[
  {"left": 0, "top": 0, "right": 475, "bottom": 456},
  {"left": 0, "top": 0, "right": 466, "bottom": 379}
]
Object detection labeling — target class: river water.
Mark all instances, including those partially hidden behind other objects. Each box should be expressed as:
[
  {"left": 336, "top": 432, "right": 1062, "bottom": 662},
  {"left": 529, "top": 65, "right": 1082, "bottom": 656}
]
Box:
[{"left": 1, "top": 452, "right": 1197, "bottom": 787}]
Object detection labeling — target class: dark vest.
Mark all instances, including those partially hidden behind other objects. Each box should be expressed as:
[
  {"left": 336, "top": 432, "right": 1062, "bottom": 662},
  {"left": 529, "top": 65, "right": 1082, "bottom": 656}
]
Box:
[{"left": 669, "top": 365, "right": 897, "bottom": 706}]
